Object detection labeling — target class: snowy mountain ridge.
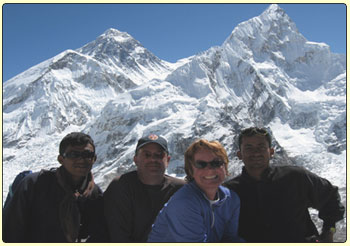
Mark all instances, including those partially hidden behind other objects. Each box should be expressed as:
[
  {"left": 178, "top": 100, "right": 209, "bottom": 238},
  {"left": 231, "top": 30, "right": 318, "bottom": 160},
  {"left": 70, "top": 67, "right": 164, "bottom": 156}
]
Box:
[
  {"left": 3, "top": 4, "right": 346, "bottom": 240},
  {"left": 76, "top": 28, "right": 179, "bottom": 84}
]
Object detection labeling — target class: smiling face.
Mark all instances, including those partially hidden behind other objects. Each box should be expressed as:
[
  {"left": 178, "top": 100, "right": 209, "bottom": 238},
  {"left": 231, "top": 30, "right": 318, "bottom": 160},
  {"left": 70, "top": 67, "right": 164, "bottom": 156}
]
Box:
[
  {"left": 237, "top": 135, "right": 274, "bottom": 179},
  {"left": 192, "top": 148, "right": 227, "bottom": 200},
  {"left": 58, "top": 143, "right": 96, "bottom": 184}
]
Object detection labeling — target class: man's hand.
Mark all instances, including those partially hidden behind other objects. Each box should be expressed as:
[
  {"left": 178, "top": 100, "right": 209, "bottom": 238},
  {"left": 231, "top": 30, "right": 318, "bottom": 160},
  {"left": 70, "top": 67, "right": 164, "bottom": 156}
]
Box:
[
  {"left": 318, "top": 229, "right": 335, "bottom": 243},
  {"left": 82, "top": 176, "right": 95, "bottom": 197}
]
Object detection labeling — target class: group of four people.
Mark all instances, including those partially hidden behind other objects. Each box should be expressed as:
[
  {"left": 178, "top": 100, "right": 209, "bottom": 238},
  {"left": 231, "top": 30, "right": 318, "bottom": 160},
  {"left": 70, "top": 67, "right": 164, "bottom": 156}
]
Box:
[{"left": 3, "top": 127, "right": 345, "bottom": 242}]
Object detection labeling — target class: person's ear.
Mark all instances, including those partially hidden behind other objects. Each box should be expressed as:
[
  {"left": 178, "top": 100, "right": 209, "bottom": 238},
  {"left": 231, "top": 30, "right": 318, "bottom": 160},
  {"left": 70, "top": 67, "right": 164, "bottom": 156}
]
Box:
[
  {"left": 163, "top": 155, "right": 171, "bottom": 168},
  {"left": 237, "top": 150, "right": 243, "bottom": 160},
  {"left": 57, "top": 155, "right": 64, "bottom": 165},
  {"left": 93, "top": 155, "right": 97, "bottom": 163},
  {"left": 269, "top": 148, "right": 275, "bottom": 158},
  {"left": 133, "top": 155, "right": 139, "bottom": 167}
]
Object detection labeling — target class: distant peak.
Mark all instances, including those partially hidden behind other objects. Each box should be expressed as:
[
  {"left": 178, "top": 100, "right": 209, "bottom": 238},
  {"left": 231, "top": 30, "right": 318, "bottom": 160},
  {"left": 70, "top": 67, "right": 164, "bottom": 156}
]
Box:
[
  {"left": 266, "top": 3, "right": 282, "bottom": 12},
  {"left": 223, "top": 3, "right": 301, "bottom": 55},
  {"left": 261, "top": 4, "right": 289, "bottom": 21},
  {"left": 99, "top": 28, "right": 134, "bottom": 42},
  {"left": 103, "top": 28, "right": 123, "bottom": 36}
]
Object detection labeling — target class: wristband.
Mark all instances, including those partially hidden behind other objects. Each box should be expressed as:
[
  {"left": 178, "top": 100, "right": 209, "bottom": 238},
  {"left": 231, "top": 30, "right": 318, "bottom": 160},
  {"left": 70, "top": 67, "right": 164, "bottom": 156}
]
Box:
[{"left": 329, "top": 227, "right": 336, "bottom": 233}]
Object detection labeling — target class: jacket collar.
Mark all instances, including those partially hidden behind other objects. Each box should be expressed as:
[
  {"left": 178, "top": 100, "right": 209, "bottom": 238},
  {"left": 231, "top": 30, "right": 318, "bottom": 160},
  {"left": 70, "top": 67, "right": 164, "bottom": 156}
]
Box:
[
  {"left": 56, "top": 166, "right": 97, "bottom": 199},
  {"left": 241, "top": 166, "right": 275, "bottom": 183},
  {"left": 189, "top": 181, "right": 228, "bottom": 206}
]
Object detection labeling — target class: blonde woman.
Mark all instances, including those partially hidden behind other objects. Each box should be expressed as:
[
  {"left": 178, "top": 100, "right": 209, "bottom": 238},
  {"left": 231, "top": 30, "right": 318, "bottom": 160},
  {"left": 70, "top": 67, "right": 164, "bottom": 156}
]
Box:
[{"left": 148, "top": 139, "right": 244, "bottom": 242}]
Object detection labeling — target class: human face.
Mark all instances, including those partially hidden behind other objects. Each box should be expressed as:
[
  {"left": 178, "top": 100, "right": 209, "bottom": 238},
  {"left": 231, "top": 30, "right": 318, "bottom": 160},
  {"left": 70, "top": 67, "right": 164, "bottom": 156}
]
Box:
[
  {"left": 134, "top": 143, "right": 170, "bottom": 185},
  {"left": 237, "top": 135, "right": 274, "bottom": 178},
  {"left": 192, "top": 148, "right": 226, "bottom": 200},
  {"left": 58, "top": 143, "right": 96, "bottom": 183}
]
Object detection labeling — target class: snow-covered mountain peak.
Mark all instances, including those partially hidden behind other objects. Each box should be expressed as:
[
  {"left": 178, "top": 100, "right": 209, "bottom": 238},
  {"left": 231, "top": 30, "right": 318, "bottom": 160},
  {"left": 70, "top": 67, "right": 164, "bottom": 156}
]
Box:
[
  {"left": 222, "top": 4, "right": 345, "bottom": 92},
  {"left": 224, "top": 4, "right": 302, "bottom": 55},
  {"left": 100, "top": 28, "right": 132, "bottom": 41},
  {"left": 76, "top": 27, "right": 175, "bottom": 84},
  {"left": 262, "top": 4, "right": 289, "bottom": 19}
]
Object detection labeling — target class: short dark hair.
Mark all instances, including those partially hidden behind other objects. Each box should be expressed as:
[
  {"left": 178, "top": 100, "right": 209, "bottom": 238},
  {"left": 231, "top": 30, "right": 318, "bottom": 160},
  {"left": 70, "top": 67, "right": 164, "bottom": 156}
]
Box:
[
  {"left": 238, "top": 127, "right": 272, "bottom": 150},
  {"left": 59, "top": 132, "right": 95, "bottom": 155}
]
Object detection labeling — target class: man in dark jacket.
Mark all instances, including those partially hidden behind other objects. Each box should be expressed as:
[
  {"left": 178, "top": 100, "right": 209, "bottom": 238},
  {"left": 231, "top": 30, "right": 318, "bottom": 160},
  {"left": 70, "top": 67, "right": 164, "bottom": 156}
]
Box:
[
  {"left": 223, "top": 127, "right": 345, "bottom": 243},
  {"left": 3, "top": 132, "right": 108, "bottom": 242},
  {"left": 103, "top": 133, "right": 186, "bottom": 242}
]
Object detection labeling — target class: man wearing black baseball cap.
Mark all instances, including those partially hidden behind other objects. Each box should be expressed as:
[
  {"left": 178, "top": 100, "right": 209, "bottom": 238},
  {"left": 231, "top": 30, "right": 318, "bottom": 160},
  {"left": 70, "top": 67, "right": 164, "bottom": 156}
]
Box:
[
  {"left": 135, "top": 134, "right": 169, "bottom": 154},
  {"left": 104, "top": 133, "right": 185, "bottom": 242}
]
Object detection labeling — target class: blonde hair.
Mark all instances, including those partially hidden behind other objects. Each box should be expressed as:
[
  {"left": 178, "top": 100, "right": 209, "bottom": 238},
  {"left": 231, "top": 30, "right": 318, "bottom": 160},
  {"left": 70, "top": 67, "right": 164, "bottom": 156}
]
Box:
[{"left": 184, "top": 139, "right": 229, "bottom": 181}]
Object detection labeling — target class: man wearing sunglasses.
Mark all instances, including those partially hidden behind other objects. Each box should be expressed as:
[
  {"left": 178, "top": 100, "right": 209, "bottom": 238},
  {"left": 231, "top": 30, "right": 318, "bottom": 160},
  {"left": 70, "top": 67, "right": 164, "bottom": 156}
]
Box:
[
  {"left": 3, "top": 132, "right": 108, "bottom": 242},
  {"left": 223, "top": 127, "right": 345, "bottom": 243},
  {"left": 148, "top": 139, "right": 244, "bottom": 242},
  {"left": 103, "top": 134, "right": 185, "bottom": 242}
]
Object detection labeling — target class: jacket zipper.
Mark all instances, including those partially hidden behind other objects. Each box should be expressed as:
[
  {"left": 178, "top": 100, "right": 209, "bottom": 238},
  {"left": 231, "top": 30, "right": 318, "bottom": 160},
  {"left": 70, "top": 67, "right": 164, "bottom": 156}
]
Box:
[{"left": 210, "top": 204, "right": 215, "bottom": 229}]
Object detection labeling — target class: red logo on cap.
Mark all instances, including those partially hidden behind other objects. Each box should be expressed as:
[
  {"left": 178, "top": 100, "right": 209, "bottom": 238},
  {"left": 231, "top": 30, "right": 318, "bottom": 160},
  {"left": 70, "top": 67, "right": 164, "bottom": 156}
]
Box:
[{"left": 148, "top": 134, "right": 159, "bottom": 140}]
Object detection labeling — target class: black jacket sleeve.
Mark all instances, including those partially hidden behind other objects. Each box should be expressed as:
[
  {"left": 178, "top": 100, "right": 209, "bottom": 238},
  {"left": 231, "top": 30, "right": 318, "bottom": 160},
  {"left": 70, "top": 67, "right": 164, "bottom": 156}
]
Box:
[
  {"left": 3, "top": 173, "right": 39, "bottom": 242},
  {"left": 81, "top": 186, "right": 110, "bottom": 242},
  {"left": 304, "top": 169, "right": 345, "bottom": 226},
  {"left": 103, "top": 178, "right": 134, "bottom": 242}
]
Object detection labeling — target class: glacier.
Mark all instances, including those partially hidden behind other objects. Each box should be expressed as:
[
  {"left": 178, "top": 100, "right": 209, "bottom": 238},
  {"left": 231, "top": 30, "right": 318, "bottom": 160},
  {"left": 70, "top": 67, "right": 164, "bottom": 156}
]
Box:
[{"left": 2, "top": 4, "right": 346, "bottom": 241}]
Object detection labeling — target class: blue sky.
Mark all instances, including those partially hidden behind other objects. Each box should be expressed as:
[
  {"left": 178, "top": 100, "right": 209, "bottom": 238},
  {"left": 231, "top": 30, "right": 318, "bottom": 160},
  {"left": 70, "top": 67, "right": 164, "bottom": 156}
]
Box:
[{"left": 2, "top": 3, "right": 346, "bottom": 82}]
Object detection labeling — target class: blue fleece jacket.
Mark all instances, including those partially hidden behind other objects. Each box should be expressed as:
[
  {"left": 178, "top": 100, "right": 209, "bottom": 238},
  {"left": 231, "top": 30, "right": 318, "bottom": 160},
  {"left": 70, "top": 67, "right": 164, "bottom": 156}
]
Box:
[{"left": 147, "top": 181, "right": 244, "bottom": 242}]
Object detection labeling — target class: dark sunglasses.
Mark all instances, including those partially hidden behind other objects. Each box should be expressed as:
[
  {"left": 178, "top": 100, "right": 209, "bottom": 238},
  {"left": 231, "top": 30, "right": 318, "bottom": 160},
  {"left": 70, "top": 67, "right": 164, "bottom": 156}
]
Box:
[
  {"left": 63, "top": 151, "right": 95, "bottom": 160},
  {"left": 194, "top": 160, "right": 224, "bottom": 169}
]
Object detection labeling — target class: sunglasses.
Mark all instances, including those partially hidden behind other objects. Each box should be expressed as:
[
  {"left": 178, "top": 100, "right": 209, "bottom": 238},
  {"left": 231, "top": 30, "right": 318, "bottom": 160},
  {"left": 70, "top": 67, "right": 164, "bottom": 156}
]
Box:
[
  {"left": 63, "top": 151, "right": 95, "bottom": 160},
  {"left": 141, "top": 151, "right": 166, "bottom": 160},
  {"left": 193, "top": 160, "right": 224, "bottom": 169}
]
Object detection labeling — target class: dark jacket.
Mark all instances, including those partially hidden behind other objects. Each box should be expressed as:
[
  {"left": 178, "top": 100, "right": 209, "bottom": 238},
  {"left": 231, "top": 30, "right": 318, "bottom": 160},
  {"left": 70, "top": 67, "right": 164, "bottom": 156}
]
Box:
[
  {"left": 3, "top": 167, "right": 108, "bottom": 242},
  {"left": 223, "top": 165, "right": 345, "bottom": 242},
  {"left": 103, "top": 171, "right": 186, "bottom": 242}
]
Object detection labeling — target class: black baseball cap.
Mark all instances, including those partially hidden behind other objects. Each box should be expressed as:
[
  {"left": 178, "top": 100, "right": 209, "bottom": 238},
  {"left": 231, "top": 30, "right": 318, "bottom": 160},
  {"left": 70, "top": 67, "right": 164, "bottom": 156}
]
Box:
[{"left": 136, "top": 134, "right": 169, "bottom": 154}]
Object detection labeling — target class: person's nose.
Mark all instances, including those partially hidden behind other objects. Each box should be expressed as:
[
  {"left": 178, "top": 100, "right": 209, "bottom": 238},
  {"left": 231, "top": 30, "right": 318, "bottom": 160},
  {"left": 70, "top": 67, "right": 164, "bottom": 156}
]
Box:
[{"left": 250, "top": 147, "right": 264, "bottom": 154}]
